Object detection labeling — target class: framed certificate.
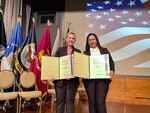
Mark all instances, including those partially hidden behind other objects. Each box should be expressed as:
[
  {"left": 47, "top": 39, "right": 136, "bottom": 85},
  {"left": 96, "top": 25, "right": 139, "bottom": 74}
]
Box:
[
  {"left": 73, "top": 52, "right": 110, "bottom": 79},
  {"left": 41, "top": 55, "right": 74, "bottom": 80}
]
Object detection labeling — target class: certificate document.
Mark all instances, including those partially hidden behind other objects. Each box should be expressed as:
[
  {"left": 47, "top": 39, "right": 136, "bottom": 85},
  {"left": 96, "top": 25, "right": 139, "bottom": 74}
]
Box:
[
  {"left": 41, "top": 55, "right": 74, "bottom": 80},
  {"left": 73, "top": 52, "right": 110, "bottom": 79}
]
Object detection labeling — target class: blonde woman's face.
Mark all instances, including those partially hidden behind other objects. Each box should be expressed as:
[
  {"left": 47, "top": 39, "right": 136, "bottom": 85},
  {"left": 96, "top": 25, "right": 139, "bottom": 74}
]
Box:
[
  {"left": 88, "top": 35, "right": 97, "bottom": 48},
  {"left": 66, "top": 33, "right": 76, "bottom": 46}
]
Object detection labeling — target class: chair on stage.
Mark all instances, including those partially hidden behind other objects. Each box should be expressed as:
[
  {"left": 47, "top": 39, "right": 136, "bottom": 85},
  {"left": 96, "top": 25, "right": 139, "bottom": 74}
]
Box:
[
  {"left": 47, "top": 80, "right": 56, "bottom": 112},
  {"left": 18, "top": 71, "right": 42, "bottom": 113},
  {"left": 0, "top": 70, "right": 19, "bottom": 113},
  {"left": 77, "top": 86, "right": 86, "bottom": 101},
  {"left": 77, "top": 78, "right": 86, "bottom": 101}
]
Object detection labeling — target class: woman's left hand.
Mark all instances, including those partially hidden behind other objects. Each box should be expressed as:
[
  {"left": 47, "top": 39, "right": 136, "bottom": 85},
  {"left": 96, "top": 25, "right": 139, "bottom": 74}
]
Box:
[
  {"left": 109, "top": 71, "right": 114, "bottom": 78},
  {"left": 42, "top": 80, "right": 47, "bottom": 84}
]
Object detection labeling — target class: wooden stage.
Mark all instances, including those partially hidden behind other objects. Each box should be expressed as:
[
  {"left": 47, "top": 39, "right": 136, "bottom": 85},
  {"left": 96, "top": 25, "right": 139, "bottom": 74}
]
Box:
[
  {"left": 0, "top": 76, "right": 150, "bottom": 113},
  {"left": 0, "top": 99, "right": 150, "bottom": 113}
]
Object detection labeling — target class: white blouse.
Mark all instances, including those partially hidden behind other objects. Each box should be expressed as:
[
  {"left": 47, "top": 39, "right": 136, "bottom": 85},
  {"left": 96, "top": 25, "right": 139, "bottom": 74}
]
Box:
[{"left": 90, "top": 47, "right": 101, "bottom": 56}]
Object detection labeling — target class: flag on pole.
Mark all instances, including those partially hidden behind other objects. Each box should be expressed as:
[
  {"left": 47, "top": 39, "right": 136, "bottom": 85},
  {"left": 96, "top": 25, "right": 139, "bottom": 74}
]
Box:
[
  {"left": 0, "top": 10, "right": 6, "bottom": 60},
  {"left": 1, "top": 21, "right": 23, "bottom": 71},
  {"left": 1, "top": 20, "right": 23, "bottom": 92},
  {"left": 51, "top": 27, "right": 60, "bottom": 56},
  {"left": 29, "top": 23, "right": 51, "bottom": 96},
  {"left": 66, "top": 25, "right": 70, "bottom": 35},
  {"left": 14, "top": 22, "right": 37, "bottom": 75},
  {"left": 63, "top": 23, "right": 71, "bottom": 46}
]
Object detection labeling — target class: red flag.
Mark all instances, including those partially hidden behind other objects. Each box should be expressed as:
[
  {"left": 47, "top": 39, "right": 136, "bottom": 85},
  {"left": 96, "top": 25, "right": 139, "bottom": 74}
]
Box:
[{"left": 29, "top": 25, "right": 51, "bottom": 96}]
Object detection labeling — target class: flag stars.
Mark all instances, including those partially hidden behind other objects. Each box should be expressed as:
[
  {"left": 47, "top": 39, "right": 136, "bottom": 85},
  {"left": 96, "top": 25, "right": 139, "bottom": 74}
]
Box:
[
  {"left": 103, "top": 1, "right": 110, "bottom": 5},
  {"left": 103, "top": 12, "right": 109, "bottom": 15},
  {"left": 86, "top": 13, "right": 91, "bottom": 18},
  {"left": 11, "top": 43, "right": 14, "bottom": 46},
  {"left": 87, "top": 3, "right": 92, "bottom": 7},
  {"left": 108, "top": 18, "right": 114, "bottom": 22},
  {"left": 86, "top": 1, "right": 150, "bottom": 37},
  {"left": 135, "top": 11, "right": 142, "bottom": 17},
  {"left": 97, "top": 6, "right": 104, "bottom": 10},
  {"left": 115, "top": 15, "right": 122, "bottom": 19},
  {"left": 91, "top": 9, "right": 97, "bottom": 12},
  {"left": 115, "top": 0, "right": 123, "bottom": 6},
  {"left": 109, "top": 8, "right": 116, "bottom": 12},
  {"left": 88, "top": 24, "right": 94, "bottom": 29},
  {"left": 141, "top": 21, "right": 149, "bottom": 25},
  {"left": 128, "top": 1, "right": 136, "bottom": 7},
  {"left": 128, "top": 18, "right": 135, "bottom": 22},
  {"left": 121, "top": 10, "right": 129, "bottom": 15},
  {"left": 95, "top": 15, "right": 102, "bottom": 20},
  {"left": 120, "top": 21, "right": 128, "bottom": 25},
  {"left": 98, "top": 24, "right": 106, "bottom": 30}
]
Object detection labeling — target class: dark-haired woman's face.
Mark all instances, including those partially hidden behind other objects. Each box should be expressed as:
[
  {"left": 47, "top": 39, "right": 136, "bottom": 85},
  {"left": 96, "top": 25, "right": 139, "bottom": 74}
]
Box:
[{"left": 88, "top": 35, "right": 97, "bottom": 48}]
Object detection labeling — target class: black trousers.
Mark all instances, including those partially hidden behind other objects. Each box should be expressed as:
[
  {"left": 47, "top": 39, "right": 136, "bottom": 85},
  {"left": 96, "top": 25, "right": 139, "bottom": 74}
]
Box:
[
  {"left": 83, "top": 80, "right": 110, "bottom": 113},
  {"left": 54, "top": 81, "right": 79, "bottom": 113}
]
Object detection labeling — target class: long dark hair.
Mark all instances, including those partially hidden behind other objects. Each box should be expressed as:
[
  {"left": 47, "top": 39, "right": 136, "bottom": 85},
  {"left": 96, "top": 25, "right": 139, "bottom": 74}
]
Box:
[{"left": 85, "top": 33, "right": 101, "bottom": 51}]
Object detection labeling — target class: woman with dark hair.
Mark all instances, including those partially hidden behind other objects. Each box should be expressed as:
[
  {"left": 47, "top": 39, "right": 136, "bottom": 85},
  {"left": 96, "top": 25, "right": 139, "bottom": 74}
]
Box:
[
  {"left": 53, "top": 32, "right": 81, "bottom": 113},
  {"left": 83, "top": 33, "right": 115, "bottom": 113}
]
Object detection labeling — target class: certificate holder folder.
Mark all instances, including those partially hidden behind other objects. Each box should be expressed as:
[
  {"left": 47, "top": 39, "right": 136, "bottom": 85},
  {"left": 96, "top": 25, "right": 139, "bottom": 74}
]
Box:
[
  {"left": 41, "top": 55, "right": 74, "bottom": 80},
  {"left": 73, "top": 52, "right": 110, "bottom": 79}
]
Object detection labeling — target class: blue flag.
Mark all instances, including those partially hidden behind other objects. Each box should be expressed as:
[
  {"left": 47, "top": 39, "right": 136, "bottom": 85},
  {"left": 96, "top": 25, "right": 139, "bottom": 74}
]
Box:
[
  {"left": 1, "top": 22, "right": 23, "bottom": 71},
  {"left": 1, "top": 21, "right": 23, "bottom": 92},
  {"left": 14, "top": 23, "right": 37, "bottom": 91},
  {"left": 14, "top": 23, "right": 37, "bottom": 75}
]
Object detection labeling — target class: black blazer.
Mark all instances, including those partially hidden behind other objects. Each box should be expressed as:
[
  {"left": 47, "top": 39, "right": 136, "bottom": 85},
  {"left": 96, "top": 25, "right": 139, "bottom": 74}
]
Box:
[
  {"left": 83, "top": 46, "right": 115, "bottom": 83},
  {"left": 53, "top": 46, "right": 81, "bottom": 87}
]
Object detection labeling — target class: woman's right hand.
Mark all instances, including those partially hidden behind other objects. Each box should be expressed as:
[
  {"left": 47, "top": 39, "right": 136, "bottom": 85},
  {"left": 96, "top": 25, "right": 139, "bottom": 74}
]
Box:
[
  {"left": 65, "top": 77, "right": 71, "bottom": 80},
  {"left": 50, "top": 77, "right": 55, "bottom": 81}
]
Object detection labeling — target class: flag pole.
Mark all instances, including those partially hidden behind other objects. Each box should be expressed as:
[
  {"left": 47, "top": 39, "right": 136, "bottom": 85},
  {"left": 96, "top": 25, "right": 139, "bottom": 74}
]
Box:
[
  {"left": 67, "top": 22, "right": 71, "bottom": 28},
  {"left": 63, "top": 22, "right": 71, "bottom": 46},
  {"left": 17, "top": 15, "right": 22, "bottom": 23},
  {"left": 66, "top": 22, "right": 71, "bottom": 35},
  {"left": 47, "top": 20, "right": 51, "bottom": 26},
  {"left": 32, "top": 17, "right": 35, "bottom": 23}
]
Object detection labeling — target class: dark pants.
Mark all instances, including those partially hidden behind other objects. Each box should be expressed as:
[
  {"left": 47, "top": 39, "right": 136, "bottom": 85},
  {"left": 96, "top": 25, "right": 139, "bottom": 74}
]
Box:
[
  {"left": 54, "top": 81, "right": 79, "bottom": 113},
  {"left": 83, "top": 80, "right": 109, "bottom": 113}
]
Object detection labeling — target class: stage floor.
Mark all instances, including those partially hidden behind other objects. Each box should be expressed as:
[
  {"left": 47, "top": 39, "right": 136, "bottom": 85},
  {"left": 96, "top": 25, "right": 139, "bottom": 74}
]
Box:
[{"left": 1, "top": 98, "right": 150, "bottom": 113}]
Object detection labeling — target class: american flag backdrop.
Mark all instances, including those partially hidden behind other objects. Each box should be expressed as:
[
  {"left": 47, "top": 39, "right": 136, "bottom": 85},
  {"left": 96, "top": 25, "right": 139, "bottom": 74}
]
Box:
[{"left": 86, "top": 0, "right": 150, "bottom": 76}]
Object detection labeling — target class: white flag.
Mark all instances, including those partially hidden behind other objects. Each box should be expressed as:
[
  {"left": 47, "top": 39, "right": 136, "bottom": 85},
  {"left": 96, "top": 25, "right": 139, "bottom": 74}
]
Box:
[{"left": 51, "top": 27, "right": 60, "bottom": 56}]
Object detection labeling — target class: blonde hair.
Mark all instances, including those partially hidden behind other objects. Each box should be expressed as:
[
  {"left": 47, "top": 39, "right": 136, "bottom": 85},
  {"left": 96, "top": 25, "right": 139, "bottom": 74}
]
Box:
[{"left": 66, "top": 32, "right": 76, "bottom": 39}]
